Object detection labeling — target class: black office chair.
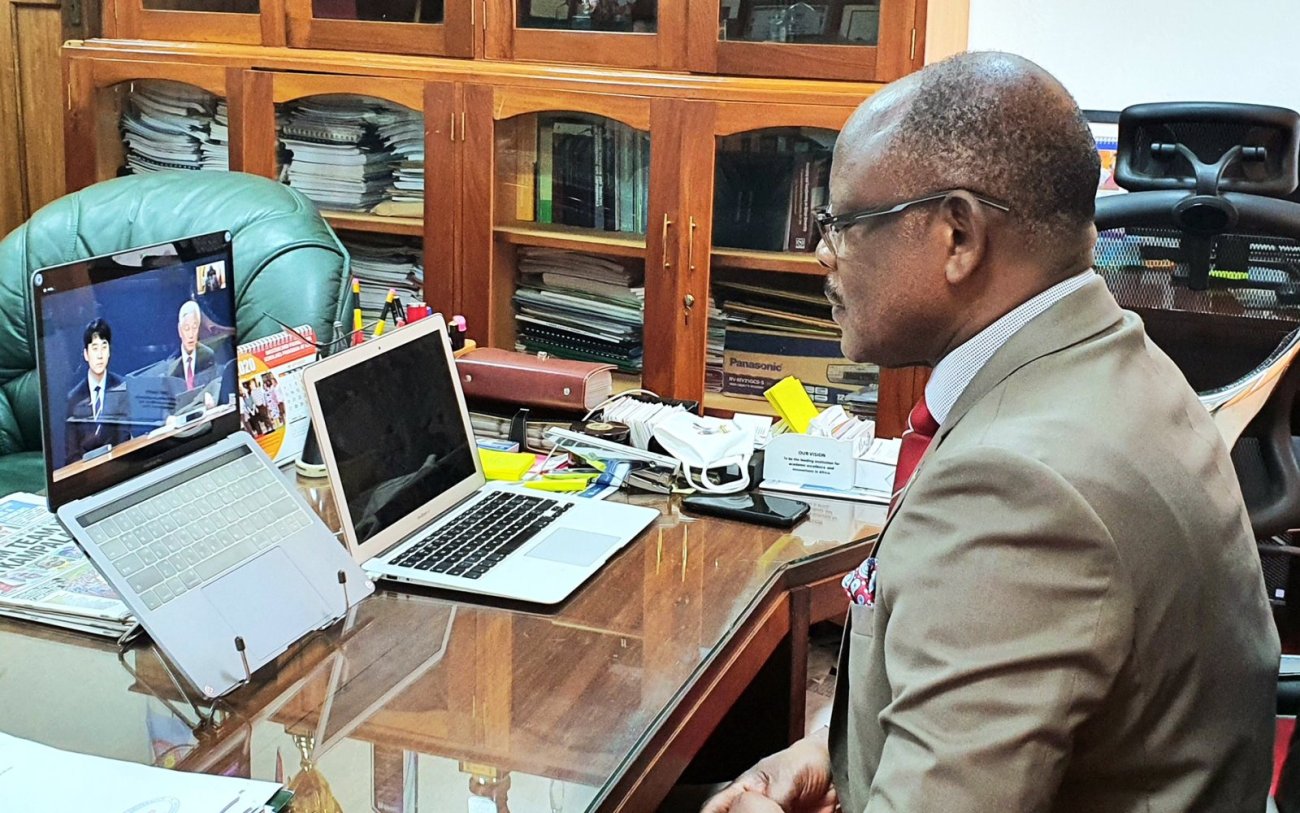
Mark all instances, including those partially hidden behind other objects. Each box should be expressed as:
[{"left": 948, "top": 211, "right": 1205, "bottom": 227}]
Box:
[
  {"left": 1093, "top": 101, "right": 1300, "bottom": 806},
  {"left": 1094, "top": 102, "right": 1300, "bottom": 538}
]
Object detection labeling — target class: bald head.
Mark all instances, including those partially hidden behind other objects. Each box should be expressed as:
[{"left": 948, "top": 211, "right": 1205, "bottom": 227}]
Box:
[{"left": 839, "top": 51, "right": 1100, "bottom": 259}]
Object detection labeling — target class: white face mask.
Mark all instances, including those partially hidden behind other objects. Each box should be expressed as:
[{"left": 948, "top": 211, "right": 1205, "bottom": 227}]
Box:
[{"left": 652, "top": 413, "right": 755, "bottom": 494}]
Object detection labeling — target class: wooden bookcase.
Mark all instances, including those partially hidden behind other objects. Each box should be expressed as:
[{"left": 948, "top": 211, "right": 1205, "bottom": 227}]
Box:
[
  {"left": 99, "top": 0, "right": 926, "bottom": 80},
  {"left": 62, "top": 35, "right": 930, "bottom": 435}
]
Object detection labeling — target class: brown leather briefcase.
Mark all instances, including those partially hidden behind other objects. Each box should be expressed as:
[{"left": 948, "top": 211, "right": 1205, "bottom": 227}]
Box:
[{"left": 455, "top": 348, "right": 615, "bottom": 412}]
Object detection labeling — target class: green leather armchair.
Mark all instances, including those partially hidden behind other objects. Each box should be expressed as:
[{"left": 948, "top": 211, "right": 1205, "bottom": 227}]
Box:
[{"left": 0, "top": 171, "right": 352, "bottom": 496}]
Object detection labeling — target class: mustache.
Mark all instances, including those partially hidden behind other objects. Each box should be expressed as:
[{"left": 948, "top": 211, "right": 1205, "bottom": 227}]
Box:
[{"left": 824, "top": 277, "right": 843, "bottom": 306}]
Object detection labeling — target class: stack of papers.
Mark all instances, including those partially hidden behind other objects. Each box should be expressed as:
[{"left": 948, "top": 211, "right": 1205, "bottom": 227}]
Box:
[
  {"left": 202, "top": 99, "right": 231, "bottom": 171},
  {"left": 120, "top": 80, "right": 226, "bottom": 175},
  {"left": 0, "top": 733, "right": 290, "bottom": 813},
  {"left": 513, "top": 247, "right": 645, "bottom": 372},
  {"left": 340, "top": 234, "right": 425, "bottom": 323},
  {"left": 278, "top": 95, "right": 418, "bottom": 212},
  {"left": 0, "top": 493, "right": 136, "bottom": 639},
  {"left": 706, "top": 295, "right": 726, "bottom": 393}
]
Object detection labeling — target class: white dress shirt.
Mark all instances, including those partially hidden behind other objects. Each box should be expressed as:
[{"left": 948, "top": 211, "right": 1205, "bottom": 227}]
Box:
[{"left": 925, "top": 270, "right": 1096, "bottom": 425}]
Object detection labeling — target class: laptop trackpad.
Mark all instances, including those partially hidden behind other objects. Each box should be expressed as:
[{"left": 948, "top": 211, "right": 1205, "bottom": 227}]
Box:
[
  {"left": 203, "top": 549, "right": 327, "bottom": 665},
  {"left": 525, "top": 529, "right": 620, "bottom": 567}
]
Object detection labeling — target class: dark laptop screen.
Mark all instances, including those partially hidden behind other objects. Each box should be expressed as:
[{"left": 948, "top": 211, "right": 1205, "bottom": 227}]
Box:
[
  {"left": 33, "top": 232, "right": 240, "bottom": 508},
  {"left": 314, "top": 327, "right": 478, "bottom": 546}
]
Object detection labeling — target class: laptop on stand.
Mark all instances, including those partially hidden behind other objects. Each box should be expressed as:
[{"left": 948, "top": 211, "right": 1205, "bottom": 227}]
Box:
[
  {"left": 33, "top": 232, "right": 373, "bottom": 698},
  {"left": 301, "top": 315, "right": 659, "bottom": 605}
]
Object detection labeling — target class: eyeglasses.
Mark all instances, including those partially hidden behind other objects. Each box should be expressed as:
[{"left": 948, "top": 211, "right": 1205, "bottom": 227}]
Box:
[{"left": 813, "top": 190, "right": 1011, "bottom": 256}]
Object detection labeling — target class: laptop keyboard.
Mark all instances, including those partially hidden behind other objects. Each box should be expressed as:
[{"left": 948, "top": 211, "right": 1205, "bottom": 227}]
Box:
[
  {"left": 390, "top": 491, "right": 572, "bottom": 580},
  {"left": 83, "top": 454, "right": 314, "bottom": 611}
]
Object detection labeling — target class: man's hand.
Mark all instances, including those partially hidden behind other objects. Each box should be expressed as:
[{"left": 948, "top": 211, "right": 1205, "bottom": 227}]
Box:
[{"left": 701, "top": 730, "right": 837, "bottom": 813}]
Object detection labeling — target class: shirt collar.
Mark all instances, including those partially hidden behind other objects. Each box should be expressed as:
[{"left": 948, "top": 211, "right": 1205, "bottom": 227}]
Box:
[{"left": 925, "top": 269, "right": 1095, "bottom": 426}]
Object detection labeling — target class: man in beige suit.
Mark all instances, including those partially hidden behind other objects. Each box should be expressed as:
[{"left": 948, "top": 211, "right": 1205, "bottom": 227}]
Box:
[{"left": 704, "top": 52, "right": 1279, "bottom": 812}]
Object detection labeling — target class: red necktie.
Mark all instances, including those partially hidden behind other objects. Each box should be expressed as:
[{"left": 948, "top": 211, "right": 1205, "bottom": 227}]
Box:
[
  {"left": 185, "top": 357, "right": 194, "bottom": 389},
  {"left": 891, "top": 396, "right": 940, "bottom": 511}
]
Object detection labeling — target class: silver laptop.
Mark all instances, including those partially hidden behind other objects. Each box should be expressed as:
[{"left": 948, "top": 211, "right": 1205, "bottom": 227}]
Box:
[
  {"left": 32, "top": 232, "right": 373, "bottom": 699},
  {"left": 302, "top": 315, "right": 659, "bottom": 605}
]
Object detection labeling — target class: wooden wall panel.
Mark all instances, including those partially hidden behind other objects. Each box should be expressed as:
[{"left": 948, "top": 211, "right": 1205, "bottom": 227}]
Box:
[
  {"left": 2, "top": 0, "right": 94, "bottom": 238},
  {"left": 16, "top": 3, "right": 67, "bottom": 216}
]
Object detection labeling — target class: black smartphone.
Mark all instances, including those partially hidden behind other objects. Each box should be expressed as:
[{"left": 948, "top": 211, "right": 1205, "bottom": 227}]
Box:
[{"left": 681, "top": 492, "right": 811, "bottom": 528}]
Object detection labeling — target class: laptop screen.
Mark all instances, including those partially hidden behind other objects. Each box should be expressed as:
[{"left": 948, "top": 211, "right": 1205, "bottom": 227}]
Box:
[
  {"left": 33, "top": 232, "right": 240, "bottom": 509},
  {"left": 313, "top": 324, "right": 478, "bottom": 547}
]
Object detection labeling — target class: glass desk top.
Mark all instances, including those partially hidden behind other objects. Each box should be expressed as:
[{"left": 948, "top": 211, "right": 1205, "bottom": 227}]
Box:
[{"left": 0, "top": 478, "right": 883, "bottom": 812}]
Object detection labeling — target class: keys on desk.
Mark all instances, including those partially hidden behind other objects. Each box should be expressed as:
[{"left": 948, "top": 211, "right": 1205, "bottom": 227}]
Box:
[{"left": 86, "top": 456, "right": 314, "bottom": 610}]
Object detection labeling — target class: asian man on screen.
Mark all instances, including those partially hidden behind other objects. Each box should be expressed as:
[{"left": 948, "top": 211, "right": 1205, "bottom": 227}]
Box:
[{"left": 65, "top": 318, "right": 130, "bottom": 463}]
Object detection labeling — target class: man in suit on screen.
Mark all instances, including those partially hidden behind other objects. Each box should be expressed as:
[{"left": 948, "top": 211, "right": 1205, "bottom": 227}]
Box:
[
  {"left": 65, "top": 318, "right": 130, "bottom": 464},
  {"left": 165, "top": 299, "right": 215, "bottom": 388},
  {"left": 704, "top": 51, "right": 1278, "bottom": 813}
]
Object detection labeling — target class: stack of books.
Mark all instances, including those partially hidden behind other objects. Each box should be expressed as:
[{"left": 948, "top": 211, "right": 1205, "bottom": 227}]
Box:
[
  {"left": 373, "top": 108, "right": 425, "bottom": 217},
  {"left": 119, "top": 81, "right": 226, "bottom": 175},
  {"left": 526, "top": 114, "right": 651, "bottom": 233},
  {"left": 513, "top": 247, "right": 645, "bottom": 372},
  {"left": 278, "top": 95, "right": 418, "bottom": 212},
  {"left": 713, "top": 130, "right": 834, "bottom": 252},
  {"left": 340, "top": 234, "right": 425, "bottom": 323}
]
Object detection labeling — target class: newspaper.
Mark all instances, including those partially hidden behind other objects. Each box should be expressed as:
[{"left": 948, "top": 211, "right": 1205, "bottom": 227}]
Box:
[{"left": 0, "top": 492, "right": 136, "bottom": 638}]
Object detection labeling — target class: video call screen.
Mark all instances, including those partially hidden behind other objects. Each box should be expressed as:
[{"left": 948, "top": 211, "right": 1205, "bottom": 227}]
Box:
[
  {"left": 315, "top": 329, "right": 478, "bottom": 546},
  {"left": 34, "top": 234, "right": 239, "bottom": 491}
]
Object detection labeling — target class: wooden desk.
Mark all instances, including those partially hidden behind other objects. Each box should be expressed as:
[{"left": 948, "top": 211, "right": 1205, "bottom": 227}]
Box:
[{"left": 0, "top": 475, "right": 883, "bottom": 812}]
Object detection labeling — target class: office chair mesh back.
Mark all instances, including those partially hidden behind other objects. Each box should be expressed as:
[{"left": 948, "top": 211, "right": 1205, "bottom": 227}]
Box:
[
  {"left": 1098, "top": 230, "right": 1300, "bottom": 321},
  {"left": 1096, "top": 102, "right": 1300, "bottom": 540}
]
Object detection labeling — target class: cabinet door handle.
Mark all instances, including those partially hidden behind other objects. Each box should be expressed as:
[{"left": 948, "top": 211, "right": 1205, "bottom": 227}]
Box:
[
  {"left": 450, "top": 112, "right": 456, "bottom": 141},
  {"left": 661, "top": 214, "right": 673, "bottom": 271},
  {"left": 687, "top": 216, "right": 697, "bottom": 274},
  {"left": 460, "top": 111, "right": 466, "bottom": 141}
]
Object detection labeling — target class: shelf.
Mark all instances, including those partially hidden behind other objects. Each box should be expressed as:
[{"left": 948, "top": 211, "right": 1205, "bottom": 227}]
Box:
[
  {"left": 495, "top": 223, "right": 647, "bottom": 259},
  {"left": 323, "top": 211, "right": 424, "bottom": 237},
  {"left": 710, "top": 248, "right": 825, "bottom": 276},
  {"left": 703, "top": 391, "right": 779, "bottom": 418}
]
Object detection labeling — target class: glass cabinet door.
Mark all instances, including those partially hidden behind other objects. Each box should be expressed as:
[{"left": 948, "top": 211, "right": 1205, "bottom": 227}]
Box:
[
  {"left": 64, "top": 61, "right": 235, "bottom": 192},
  {"left": 284, "top": 0, "right": 473, "bottom": 55},
  {"left": 686, "top": 0, "right": 920, "bottom": 81},
  {"left": 108, "top": 0, "right": 271, "bottom": 44},
  {"left": 485, "top": 0, "right": 686, "bottom": 70},
  {"left": 241, "top": 72, "right": 457, "bottom": 321},
  {"left": 699, "top": 102, "right": 921, "bottom": 433},
  {"left": 461, "top": 85, "right": 659, "bottom": 391}
]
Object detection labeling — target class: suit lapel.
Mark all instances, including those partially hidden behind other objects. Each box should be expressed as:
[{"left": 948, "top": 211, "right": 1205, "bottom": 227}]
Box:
[{"left": 871, "top": 277, "right": 1125, "bottom": 546}]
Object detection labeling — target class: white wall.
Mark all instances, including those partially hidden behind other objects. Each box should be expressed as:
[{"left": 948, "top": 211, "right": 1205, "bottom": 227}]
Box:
[{"left": 965, "top": 0, "right": 1300, "bottom": 113}]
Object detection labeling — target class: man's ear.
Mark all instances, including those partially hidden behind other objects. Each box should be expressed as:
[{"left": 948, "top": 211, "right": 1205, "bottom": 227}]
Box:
[{"left": 938, "top": 191, "right": 988, "bottom": 286}]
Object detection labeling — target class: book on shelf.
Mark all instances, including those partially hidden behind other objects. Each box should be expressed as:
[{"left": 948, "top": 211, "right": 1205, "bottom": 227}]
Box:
[
  {"left": 119, "top": 80, "right": 227, "bottom": 176},
  {"left": 713, "top": 131, "right": 833, "bottom": 253},
  {"left": 277, "top": 95, "right": 424, "bottom": 215},
  {"left": 339, "top": 234, "right": 425, "bottom": 321},
  {"left": 0, "top": 492, "right": 137, "bottom": 640},
  {"left": 513, "top": 247, "right": 645, "bottom": 372},
  {"left": 532, "top": 114, "right": 650, "bottom": 234}
]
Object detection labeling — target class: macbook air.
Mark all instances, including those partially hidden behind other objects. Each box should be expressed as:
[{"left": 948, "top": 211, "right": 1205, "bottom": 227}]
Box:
[
  {"left": 302, "top": 315, "right": 659, "bottom": 605},
  {"left": 32, "top": 232, "right": 373, "bottom": 698}
]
